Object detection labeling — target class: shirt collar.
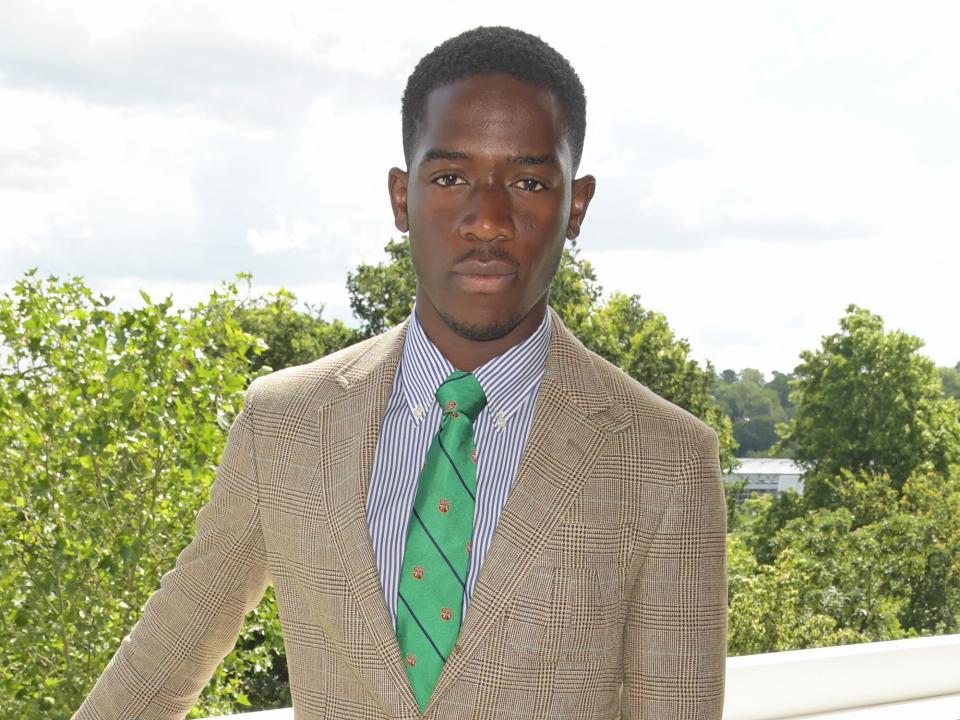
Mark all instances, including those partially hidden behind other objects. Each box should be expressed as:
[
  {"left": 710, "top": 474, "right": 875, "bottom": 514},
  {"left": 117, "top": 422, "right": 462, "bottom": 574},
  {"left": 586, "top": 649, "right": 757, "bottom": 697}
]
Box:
[{"left": 398, "top": 304, "right": 552, "bottom": 424}]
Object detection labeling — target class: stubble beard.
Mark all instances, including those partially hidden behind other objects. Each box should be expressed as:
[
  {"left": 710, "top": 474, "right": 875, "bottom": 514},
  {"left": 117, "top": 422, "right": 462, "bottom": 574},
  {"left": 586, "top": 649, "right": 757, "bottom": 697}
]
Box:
[{"left": 435, "top": 302, "right": 527, "bottom": 342}]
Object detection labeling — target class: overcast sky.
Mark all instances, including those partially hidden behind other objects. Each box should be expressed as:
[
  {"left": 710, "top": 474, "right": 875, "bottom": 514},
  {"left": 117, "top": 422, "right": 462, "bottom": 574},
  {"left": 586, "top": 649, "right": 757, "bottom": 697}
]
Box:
[{"left": 1, "top": 0, "right": 956, "bottom": 377}]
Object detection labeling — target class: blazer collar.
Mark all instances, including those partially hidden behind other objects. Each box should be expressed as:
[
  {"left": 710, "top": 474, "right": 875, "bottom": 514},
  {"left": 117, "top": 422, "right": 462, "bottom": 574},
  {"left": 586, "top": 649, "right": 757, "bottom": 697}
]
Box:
[{"left": 332, "top": 305, "right": 628, "bottom": 432}]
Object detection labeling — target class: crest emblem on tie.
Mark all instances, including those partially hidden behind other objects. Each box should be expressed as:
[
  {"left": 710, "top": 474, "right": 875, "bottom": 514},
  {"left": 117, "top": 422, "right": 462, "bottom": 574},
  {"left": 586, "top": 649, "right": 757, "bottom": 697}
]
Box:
[
  {"left": 465, "top": 540, "right": 472, "bottom": 553},
  {"left": 406, "top": 653, "right": 416, "bottom": 667},
  {"left": 471, "top": 448, "right": 477, "bottom": 463},
  {"left": 441, "top": 607, "right": 453, "bottom": 621},
  {"left": 446, "top": 400, "right": 458, "bottom": 410},
  {"left": 412, "top": 566, "right": 424, "bottom": 579},
  {"left": 438, "top": 498, "right": 450, "bottom": 513}
]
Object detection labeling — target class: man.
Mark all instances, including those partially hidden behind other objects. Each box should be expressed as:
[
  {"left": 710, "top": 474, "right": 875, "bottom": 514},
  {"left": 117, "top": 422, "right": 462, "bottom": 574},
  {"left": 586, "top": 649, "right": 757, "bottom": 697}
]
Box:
[{"left": 73, "top": 25, "right": 727, "bottom": 720}]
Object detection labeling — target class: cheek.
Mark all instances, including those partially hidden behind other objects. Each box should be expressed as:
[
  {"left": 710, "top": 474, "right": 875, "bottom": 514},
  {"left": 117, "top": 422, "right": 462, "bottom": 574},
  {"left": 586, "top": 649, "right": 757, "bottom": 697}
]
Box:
[
  {"left": 408, "top": 236, "right": 430, "bottom": 278},
  {"left": 408, "top": 232, "right": 447, "bottom": 287},
  {"left": 522, "top": 189, "right": 570, "bottom": 233},
  {"left": 409, "top": 190, "right": 460, "bottom": 231},
  {"left": 521, "top": 197, "right": 570, "bottom": 256}
]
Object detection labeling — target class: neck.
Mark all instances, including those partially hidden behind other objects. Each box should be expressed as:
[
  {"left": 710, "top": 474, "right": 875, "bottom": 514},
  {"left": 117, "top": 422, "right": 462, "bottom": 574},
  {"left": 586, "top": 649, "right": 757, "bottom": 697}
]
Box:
[{"left": 414, "top": 292, "right": 548, "bottom": 372}]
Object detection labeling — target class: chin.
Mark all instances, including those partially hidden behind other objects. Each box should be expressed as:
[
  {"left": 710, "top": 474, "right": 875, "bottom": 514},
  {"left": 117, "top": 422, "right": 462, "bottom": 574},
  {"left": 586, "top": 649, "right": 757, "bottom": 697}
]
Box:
[{"left": 439, "top": 305, "right": 525, "bottom": 342}]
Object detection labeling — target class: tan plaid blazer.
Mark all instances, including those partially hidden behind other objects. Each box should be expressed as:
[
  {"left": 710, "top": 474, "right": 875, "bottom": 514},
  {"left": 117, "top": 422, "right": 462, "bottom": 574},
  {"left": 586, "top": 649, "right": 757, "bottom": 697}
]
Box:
[{"left": 73, "top": 306, "right": 727, "bottom": 720}]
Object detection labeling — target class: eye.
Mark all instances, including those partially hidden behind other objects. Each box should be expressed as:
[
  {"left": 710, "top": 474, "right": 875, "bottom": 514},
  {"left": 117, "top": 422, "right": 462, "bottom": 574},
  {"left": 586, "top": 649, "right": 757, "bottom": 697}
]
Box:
[
  {"left": 433, "top": 174, "right": 466, "bottom": 187},
  {"left": 513, "top": 178, "right": 547, "bottom": 192}
]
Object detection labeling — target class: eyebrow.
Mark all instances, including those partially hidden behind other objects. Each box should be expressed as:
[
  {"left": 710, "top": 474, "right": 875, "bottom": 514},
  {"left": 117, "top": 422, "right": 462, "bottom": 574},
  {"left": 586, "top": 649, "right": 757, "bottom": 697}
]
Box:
[{"left": 419, "top": 148, "right": 558, "bottom": 168}]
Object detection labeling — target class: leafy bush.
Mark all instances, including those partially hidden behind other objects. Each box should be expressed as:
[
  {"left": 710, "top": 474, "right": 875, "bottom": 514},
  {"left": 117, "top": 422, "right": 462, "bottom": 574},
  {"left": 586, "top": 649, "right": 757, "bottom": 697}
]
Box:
[{"left": 0, "top": 271, "right": 286, "bottom": 718}]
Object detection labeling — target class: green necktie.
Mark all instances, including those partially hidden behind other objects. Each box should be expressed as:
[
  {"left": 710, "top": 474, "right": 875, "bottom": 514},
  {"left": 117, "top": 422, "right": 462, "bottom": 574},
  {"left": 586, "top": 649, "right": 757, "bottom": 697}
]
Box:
[{"left": 396, "top": 370, "right": 487, "bottom": 712}]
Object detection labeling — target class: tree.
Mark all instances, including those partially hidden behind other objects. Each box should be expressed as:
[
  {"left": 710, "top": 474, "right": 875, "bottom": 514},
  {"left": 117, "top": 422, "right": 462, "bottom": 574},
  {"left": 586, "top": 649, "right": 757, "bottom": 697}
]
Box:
[
  {"left": 939, "top": 365, "right": 960, "bottom": 400},
  {"left": 727, "top": 516, "right": 908, "bottom": 655},
  {"left": 766, "top": 370, "right": 795, "bottom": 412},
  {"left": 727, "top": 462, "right": 960, "bottom": 654},
  {"left": 734, "top": 488, "right": 806, "bottom": 565},
  {"left": 727, "top": 306, "right": 960, "bottom": 656},
  {"left": 774, "top": 304, "right": 960, "bottom": 508},
  {"left": 720, "top": 369, "right": 738, "bottom": 385},
  {"left": 712, "top": 368, "right": 788, "bottom": 457},
  {"left": 892, "top": 466, "right": 960, "bottom": 633},
  {"left": 0, "top": 270, "right": 286, "bottom": 718},
  {"left": 230, "top": 274, "right": 358, "bottom": 372},
  {"left": 346, "top": 237, "right": 417, "bottom": 338}
]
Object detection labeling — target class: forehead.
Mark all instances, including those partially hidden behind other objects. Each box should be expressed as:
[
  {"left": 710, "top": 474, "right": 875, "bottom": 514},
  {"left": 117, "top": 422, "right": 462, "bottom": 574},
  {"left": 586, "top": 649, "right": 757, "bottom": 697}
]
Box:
[{"left": 416, "top": 74, "right": 569, "bottom": 163}]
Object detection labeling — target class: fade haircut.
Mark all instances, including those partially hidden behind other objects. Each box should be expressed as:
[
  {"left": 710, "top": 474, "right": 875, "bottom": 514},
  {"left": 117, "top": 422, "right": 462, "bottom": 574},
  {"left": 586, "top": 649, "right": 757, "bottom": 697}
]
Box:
[{"left": 401, "top": 26, "right": 587, "bottom": 174}]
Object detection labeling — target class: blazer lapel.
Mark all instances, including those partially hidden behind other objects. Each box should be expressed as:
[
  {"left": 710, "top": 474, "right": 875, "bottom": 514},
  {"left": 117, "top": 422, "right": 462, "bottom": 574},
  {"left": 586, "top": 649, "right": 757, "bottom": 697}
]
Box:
[
  {"left": 315, "top": 320, "right": 421, "bottom": 716},
  {"left": 425, "top": 308, "right": 630, "bottom": 714}
]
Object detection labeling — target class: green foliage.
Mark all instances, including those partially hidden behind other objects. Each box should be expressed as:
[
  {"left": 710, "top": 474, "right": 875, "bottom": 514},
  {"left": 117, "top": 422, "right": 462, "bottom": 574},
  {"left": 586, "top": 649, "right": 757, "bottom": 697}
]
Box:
[
  {"left": 723, "top": 475, "right": 750, "bottom": 532},
  {"left": 893, "top": 468, "right": 960, "bottom": 633},
  {"left": 346, "top": 237, "right": 417, "bottom": 338},
  {"left": 712, "top": 368, "right": 793, "bottom": 457},
  {"left": 0, "top": 270, "right": 285, "bottom": 719},
  {"left": 230, "top": 273, "right": 359, "bottom": 372},
  {"left": 728, "top": 305, "right": 960, "bottom": 655},
  {"left": 541, "top": 240, "right": 603, "bottom": 337},
  {"left": 728, "top": 463, "right": 960, "bottom": 655},
  {"left": 774, "top": 304, "right": 960, "bottom": 507},
  {"left": 940, "top": 365, "right": 960, "bottom": 400},
  {"left": 734, "top": 488, "right": 807, "bottom": 565},
  {"left": 766, "top": 370, "right": 795, "bottom": 414}
]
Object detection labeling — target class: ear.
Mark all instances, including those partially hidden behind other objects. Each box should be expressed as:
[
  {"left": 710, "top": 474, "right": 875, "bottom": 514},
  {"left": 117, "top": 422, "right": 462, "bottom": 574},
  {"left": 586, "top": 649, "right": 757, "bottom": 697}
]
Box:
[
  {"left": 388, "top": 167, "right": 410, "bottom": 233},
  {"left": 566, "top": 174, "right": 596, "bottom": 240}
]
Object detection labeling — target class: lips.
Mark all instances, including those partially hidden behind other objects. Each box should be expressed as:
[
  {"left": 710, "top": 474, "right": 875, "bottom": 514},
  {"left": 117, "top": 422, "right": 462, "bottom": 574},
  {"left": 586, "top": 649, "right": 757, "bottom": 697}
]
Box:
[
  {"left": 450, "top": 259, "right": 518, "bottom": 293},
  {"left": 452, "top": 259, "right": 517, "bottom": 276}
]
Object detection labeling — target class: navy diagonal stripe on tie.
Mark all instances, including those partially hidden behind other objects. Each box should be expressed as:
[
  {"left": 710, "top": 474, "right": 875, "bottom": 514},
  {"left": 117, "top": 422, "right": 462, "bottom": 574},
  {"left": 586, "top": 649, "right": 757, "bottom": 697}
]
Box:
[
  {"left": 437, "top": 433, "right": 476, "bottom": 501},
  {"left": 412, "top": 508, "right": 466, "bottom": 589},
  {"left": 398, "top": 591, "right": 446, "bottom": 662}
]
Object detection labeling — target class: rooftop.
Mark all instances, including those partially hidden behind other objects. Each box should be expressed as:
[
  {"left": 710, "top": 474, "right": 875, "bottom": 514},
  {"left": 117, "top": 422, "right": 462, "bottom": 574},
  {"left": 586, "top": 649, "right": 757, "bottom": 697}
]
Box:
[{"left": 727, "top": 457, "right": 804, "bottom": 475}]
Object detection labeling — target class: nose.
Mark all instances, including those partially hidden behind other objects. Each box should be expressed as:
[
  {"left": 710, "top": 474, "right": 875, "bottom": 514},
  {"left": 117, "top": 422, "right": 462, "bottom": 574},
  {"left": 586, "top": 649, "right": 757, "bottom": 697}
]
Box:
[{"left": 458, "top": 181, "right": 515, "bottom": 243}]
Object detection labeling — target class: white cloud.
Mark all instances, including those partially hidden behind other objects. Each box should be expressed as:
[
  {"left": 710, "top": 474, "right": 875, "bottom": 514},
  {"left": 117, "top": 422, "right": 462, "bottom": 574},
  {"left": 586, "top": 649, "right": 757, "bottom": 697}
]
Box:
[
  {"left": 246, "top": 213, "right": 313, "bottom": 255},
  {"left": 1, "top": 0, "right": 957, "bottom": 372}
]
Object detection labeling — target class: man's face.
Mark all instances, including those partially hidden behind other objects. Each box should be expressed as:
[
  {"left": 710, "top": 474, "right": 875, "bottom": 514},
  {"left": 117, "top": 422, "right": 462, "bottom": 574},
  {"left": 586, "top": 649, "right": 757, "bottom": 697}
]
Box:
[{"left": 389, "top": 73, "right": 595, "bottom": 342}]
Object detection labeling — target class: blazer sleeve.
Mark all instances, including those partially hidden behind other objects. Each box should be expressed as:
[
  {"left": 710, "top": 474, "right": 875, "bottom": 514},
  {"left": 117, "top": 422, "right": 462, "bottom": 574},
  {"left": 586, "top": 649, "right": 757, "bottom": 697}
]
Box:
[
  {"left": 621, "top": 423, "right": 728, "bottom": 719},
  {"left": 72, "top": 380, "right": 271, "bottom": 720}
]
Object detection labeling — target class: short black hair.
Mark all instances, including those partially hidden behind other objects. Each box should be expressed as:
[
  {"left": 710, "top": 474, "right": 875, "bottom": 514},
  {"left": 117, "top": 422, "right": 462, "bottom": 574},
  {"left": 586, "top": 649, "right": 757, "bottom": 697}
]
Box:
[{"left": 401, "top": 26, "right": 587, "bottom": 174}]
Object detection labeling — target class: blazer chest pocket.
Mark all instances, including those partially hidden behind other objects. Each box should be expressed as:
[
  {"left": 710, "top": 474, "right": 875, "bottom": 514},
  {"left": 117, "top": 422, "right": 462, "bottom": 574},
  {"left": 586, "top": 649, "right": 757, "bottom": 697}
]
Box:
[{"left": 503, "top": 561, "right": 621, "bottom": 664}]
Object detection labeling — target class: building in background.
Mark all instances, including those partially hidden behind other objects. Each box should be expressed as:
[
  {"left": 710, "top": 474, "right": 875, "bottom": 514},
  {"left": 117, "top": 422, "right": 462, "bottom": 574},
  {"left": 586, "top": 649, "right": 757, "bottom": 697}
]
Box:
[{"left": 723, "top": 458, "right": 804, "bottom": 501}]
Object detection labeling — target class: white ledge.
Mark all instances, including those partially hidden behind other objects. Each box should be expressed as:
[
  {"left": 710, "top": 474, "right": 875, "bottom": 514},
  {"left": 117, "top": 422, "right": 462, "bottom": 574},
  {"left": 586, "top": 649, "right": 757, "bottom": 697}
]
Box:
[
  {"left": 724, "top": 633, "right": 960, "bottom": 719},
  {"left": 200, "top": 633, "right": 960, "bottom": 720}
]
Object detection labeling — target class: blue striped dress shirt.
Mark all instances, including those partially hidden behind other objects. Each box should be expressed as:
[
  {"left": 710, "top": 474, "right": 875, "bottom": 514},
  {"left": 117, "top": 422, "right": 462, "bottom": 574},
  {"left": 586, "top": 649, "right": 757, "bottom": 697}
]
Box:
[{"left": 365, "top": 305, "right": 553, "bottom": 628}]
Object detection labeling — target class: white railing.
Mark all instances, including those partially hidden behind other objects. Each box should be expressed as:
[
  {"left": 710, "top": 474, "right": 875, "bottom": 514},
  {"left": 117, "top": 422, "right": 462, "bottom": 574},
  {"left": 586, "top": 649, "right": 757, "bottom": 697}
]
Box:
[
  {"left": 725, "top": 633, "right": 960, "bottom": 719},
  {"left": 201, "top": 633, "right": 960, "bottom": 719}
]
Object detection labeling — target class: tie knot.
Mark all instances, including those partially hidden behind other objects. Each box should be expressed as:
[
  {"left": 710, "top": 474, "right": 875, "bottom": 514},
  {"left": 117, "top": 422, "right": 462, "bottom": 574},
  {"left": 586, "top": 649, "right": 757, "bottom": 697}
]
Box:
[{"left": 435, "top": 370, "right": 487, "bottom": 423}]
